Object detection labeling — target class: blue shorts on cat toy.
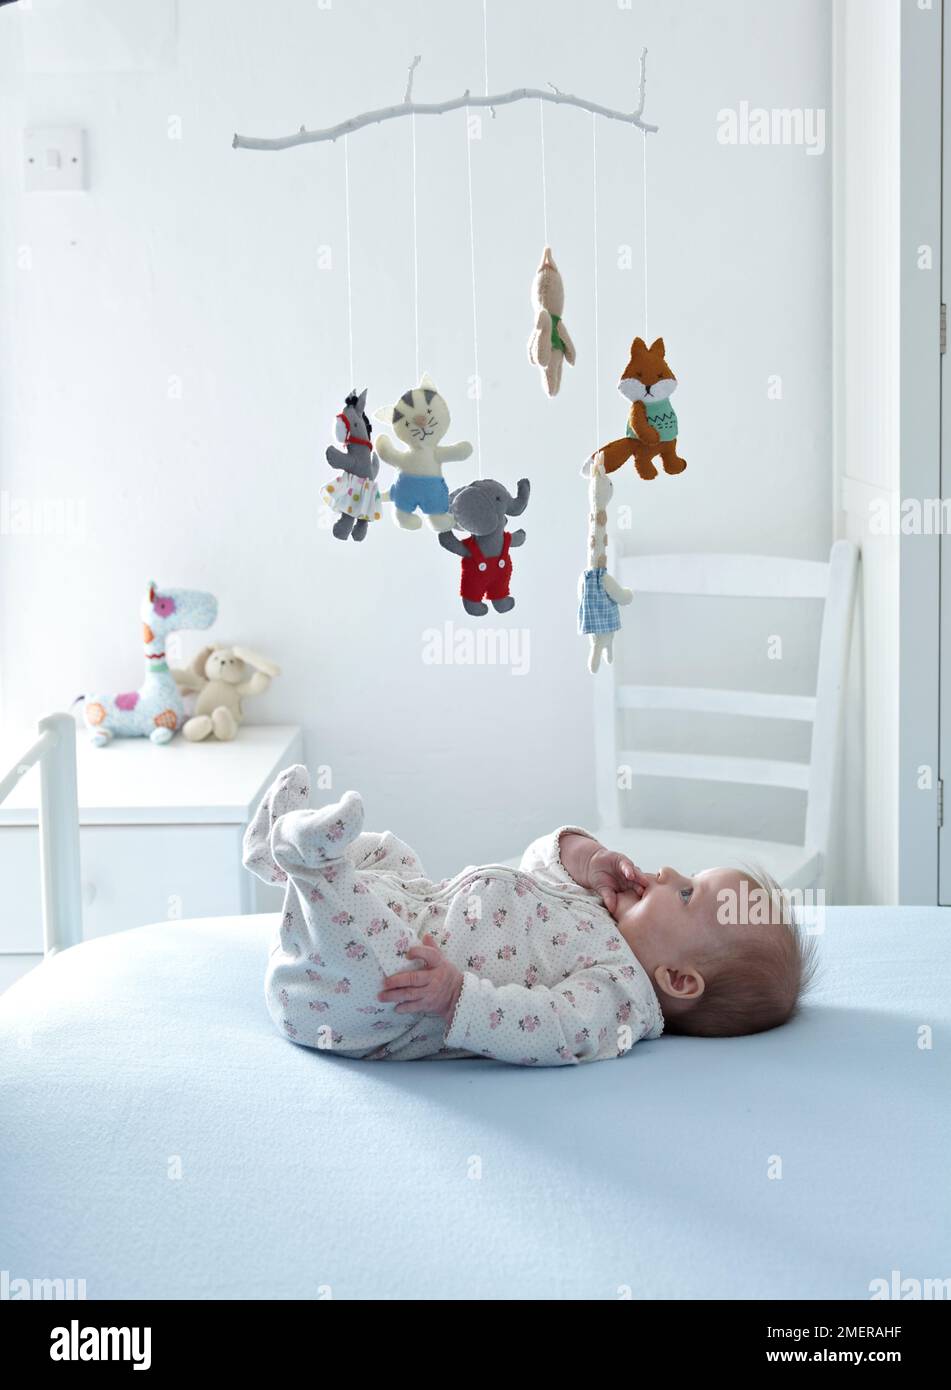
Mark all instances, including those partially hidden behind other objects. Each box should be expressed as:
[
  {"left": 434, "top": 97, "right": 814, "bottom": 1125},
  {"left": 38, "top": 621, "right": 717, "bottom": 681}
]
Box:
[{"left": 388, "top": 474, "right": 450, "bottom": 516}]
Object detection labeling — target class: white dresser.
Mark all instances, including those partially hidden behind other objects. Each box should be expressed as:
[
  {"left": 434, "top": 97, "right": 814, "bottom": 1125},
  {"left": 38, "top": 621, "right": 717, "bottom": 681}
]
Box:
[{"left": 0, "top": 723, "right": 303, "bottom": 991}]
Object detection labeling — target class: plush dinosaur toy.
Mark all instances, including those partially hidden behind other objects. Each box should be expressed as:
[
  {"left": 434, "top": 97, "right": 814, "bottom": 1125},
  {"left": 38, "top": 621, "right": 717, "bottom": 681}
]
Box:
[
  {"left": 527, "top": 246, "right": 576, "bottom": 397},
  {"left": 589, "top": 336, "right": 686, "bottom": 479},
  {"left": 373, "top": 373, "right": 472, "bottom": 532},
  {"left": 83, "top": 582, "right": 218, "bottom": 746},
  {"left": 577, "top": 453, "right": 633, "bottom": 673}
]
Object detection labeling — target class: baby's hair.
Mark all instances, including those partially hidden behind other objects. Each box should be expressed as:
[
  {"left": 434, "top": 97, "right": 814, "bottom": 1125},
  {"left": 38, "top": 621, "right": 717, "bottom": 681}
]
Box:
[{"left": 665, "top": 863, "right": 820, "bottom": 1039}]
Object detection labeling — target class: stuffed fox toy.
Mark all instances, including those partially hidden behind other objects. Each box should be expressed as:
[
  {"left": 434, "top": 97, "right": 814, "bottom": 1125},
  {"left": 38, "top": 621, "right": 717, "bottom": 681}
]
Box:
[{"left": 592, "top": 336, "right": 686, "bottom": 479}]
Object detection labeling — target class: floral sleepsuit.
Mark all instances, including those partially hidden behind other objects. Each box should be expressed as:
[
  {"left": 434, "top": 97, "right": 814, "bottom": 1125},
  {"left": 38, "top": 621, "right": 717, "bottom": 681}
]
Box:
[{"left": 243, "top": 765, "right": 664, "bottom": 1067}]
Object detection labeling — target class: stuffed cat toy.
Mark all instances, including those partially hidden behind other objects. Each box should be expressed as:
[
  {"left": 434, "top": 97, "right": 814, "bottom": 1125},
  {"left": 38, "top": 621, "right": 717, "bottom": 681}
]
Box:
[
  {"left": 590, "top": 336, "right": 686, "bottom": 479},
  {"left": 527, "top": 246, "right": 576, "bottom": 397},
  {"left": 373, "top": 373, "right": 473, "bottom": 532}
]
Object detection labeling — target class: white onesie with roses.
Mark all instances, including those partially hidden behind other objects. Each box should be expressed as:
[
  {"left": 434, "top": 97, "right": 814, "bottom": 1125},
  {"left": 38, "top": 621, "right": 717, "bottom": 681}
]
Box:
[{"left": 243, "top": 765, "right": 664, "bottom": 1068}]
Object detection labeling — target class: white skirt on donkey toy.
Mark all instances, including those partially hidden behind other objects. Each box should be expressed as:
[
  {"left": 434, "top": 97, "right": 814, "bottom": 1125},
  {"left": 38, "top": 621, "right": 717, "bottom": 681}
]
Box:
[{"left": 321, "top": 473, "right": 383, "bottom": 524}]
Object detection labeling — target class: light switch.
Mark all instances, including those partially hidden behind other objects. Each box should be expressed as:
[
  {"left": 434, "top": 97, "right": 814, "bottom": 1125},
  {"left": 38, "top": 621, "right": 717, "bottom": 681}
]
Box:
[{"left": 24, "top": 127, "right": 86, "bottom": 192}]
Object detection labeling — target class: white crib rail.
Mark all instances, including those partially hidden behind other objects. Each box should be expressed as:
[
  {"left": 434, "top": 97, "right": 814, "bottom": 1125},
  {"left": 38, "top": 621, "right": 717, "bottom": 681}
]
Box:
[{"left": 0, "top": 713, "right": 83, "bottom": 956}]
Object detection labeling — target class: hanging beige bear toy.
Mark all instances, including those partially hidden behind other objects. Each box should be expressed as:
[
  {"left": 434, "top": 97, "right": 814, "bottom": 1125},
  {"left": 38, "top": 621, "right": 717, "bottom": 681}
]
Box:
[
  {"left": 527, "top": 246, "right": 576, "bottom": 397},
  {"left": 172, "top": 644, "right": 281, "bottom": 742}
]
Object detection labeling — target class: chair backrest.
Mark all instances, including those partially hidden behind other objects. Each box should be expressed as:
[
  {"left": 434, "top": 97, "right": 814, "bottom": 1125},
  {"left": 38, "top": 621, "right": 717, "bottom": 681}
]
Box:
[{"left": 593, "top": 541, "right": 859, "bottom": 860}]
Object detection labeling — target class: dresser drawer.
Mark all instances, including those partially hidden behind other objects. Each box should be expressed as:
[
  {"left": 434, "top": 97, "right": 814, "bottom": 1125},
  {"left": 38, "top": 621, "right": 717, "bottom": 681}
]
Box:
[{"left": 0, "top": 824, "right": 244, "bottom": 952}]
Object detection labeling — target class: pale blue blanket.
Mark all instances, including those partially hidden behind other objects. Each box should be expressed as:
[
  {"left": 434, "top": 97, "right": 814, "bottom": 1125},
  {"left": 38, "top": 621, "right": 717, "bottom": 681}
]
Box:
[{"left": 1, "top": 908, "right": 948, "bottom": 1300}]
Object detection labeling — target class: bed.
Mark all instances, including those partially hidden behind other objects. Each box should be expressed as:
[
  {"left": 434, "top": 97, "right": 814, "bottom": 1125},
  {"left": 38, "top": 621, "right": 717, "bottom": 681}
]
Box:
[{"left": 1, "top": 903, "right": 948, "bottom": 1300}]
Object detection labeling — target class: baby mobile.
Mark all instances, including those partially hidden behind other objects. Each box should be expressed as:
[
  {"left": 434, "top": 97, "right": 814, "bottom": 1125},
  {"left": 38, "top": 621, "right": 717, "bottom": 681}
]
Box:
[{"left": 232, "top": 9, "right": 683, "bottom": 645}]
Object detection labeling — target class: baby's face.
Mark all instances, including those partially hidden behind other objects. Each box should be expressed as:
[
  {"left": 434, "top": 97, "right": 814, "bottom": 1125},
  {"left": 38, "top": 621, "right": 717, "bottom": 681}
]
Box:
[{"left": 611, "top": 864, "right": 746, "bottom": 1006}]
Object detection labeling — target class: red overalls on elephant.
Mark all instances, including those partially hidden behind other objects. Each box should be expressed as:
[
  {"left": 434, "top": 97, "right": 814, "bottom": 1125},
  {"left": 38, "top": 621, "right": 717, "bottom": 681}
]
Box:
[{"left": 460, "top": 533, "right": 513, "bottom": 602}]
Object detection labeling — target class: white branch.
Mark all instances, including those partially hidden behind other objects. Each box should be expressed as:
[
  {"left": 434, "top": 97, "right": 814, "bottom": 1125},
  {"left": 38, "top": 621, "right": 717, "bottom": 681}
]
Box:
[
  {"left": 233, "top": 49, "right": 656, "bottom": 150},
  {"left": 404, "top": 54, "right": 421, "bottom": 104},
  {"left": 636, "top": 46, "right": 648, "bottom": 120}
]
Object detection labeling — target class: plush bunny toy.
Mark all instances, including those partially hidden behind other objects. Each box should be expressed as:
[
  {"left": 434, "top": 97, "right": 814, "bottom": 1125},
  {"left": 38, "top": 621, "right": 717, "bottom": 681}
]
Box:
[{"left": 172, "top": 644, "right": 281, "bottom": 741}]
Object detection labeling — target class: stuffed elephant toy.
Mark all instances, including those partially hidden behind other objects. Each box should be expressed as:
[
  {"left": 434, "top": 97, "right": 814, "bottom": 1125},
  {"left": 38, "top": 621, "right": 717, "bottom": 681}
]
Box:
[{"left": 438, "top": 478, "right": 530, "bottom": 616}]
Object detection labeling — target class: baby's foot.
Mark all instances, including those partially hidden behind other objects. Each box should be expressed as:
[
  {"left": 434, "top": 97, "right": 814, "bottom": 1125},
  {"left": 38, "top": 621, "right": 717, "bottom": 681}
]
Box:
[
  {"left": 243, "top": 764, "right": 311, "bottom": 884},
  {"left": 271, "top": 790, "right": 365, "bottom": 875}
]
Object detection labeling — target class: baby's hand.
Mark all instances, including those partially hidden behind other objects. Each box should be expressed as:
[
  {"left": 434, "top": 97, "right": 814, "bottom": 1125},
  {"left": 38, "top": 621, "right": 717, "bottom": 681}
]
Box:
[
  {"left": 378, "top": 934, "right": 464, "bottom": 1023},
  {"left": 586, "top": 848, "right": 649, "bottom": 915},
  {"left": 561, "top": 834, "right": 648, "bottom": 912}
]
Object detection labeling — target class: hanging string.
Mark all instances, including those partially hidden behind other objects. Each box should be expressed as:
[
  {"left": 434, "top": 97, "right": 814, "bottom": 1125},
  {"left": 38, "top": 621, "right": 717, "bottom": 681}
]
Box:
[
  {"left": 642, "top": 129, "right": 649, "bottom": 338},
  {"left": 458, "top": 0, "right": 490, "bottom": 477},
  {"left": 539, "top": 99, "right": 549, "bottom": 245},
  {"left": 343, "top": 134, "right": 354, "bottom": 389},
  {"left": 591, "top": 113, "right": 600, "bottom": 446},
  {"left": 411, "top": 113, "right": 420, "bottom": 382},
  {"left": 464, "top": 105, "right": 483, "bottom": 477}
]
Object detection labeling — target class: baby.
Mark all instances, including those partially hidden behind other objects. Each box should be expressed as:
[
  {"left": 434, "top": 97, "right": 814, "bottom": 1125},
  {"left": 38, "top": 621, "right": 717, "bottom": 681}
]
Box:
[{"left": 244, "top": 766, "right": 817, "bottom": 1067}]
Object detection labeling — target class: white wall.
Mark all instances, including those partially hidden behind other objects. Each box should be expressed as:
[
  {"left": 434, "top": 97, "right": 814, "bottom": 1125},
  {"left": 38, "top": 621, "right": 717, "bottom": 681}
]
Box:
[{"left": 0, "top": 0, "right": 833, "bottom": 879}]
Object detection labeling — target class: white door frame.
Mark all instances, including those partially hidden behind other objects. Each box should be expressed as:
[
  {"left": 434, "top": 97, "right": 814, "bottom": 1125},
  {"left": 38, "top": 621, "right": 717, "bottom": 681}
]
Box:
[
  {"left": 939, "top": 0, "right": 951, "bottom": 904},
  {"left": 900, "top": 0, "right": 943, "bottom": 903}
]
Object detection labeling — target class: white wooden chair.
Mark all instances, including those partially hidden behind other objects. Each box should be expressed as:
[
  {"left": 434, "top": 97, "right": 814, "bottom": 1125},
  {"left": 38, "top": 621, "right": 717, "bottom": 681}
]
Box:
[{"left": 591, "top": 540, "right": 859, "bottom": 890}]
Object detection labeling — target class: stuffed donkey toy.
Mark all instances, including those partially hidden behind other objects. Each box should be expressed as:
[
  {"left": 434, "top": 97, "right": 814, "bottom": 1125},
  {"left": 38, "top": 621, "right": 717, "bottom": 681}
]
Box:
[
  {"left": 438, "top": 478, "right": 530, "bottom": 616},
  {"left": 321, "top": 388, "right": 383, "bottom": 541}
]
